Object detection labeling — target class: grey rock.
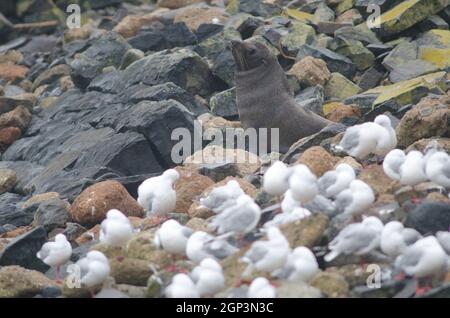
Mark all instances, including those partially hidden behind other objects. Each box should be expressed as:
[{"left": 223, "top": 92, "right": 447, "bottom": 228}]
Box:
[
  {"left": 237, "top": 0, "right": 282, "bottom": 17},
  {"left": 33, "top": 198, "right": 70, "bottom": 232},
  {"left": 0, "top": 192, "right": 31, "bottom": 227},
  {"left": 210, "top": 87, "right": 238, "bottom": 119},
  {"left": 405, "top": 202, "right": 450, "bottom": 235},
  {"left": 212, "top": 49, "right": 236, "bottom": 87},
  {"left": 357, "top": 67, "right": 384, "bottom": 91},
  {"left": 389, "top": 60, "right": 439, "bottom": 83},
  {"left": 0, "top": 226, "right": 48, "bottom": 272},
  {"left": 198, "top": 162, "right": 241, "bottom": 182}
]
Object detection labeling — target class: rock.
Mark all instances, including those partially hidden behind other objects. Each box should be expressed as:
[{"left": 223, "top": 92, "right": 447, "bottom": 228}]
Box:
[
  {"left": 296, "top": 146, "right": 338, "bottom": 177},
  {"left": 173, "top": 166, "right": 215, "bottom": 213},
  {"left": 70, "top": 31, "right": 131, "bottom": 88},
  {"left": 283, "top": 123, "right": 347, "bottom": 164},
  {"left": 288, "top": 56, "right": 330, "bottom": 87},
  {"left": 279, "top": 214, "right": 329, "bottom": 248},
  {"left": 128, "top": 23, "right": 197, "bottom": 53},
  {"left": 174, "top": 7, "right": 229, "bottom": 32},
  {"left": 327, "top": 264, "right": 373, "bottom": 289},
  {"left": 33, "top": 198, "right": 70, "bottom": 233},
  {"left": 210, "top": 87, "right": 238, "bottom": 119},
  {"left": 0, "top": 109, "right": 17, "bottom": 133},
  {"left": 185, "top": 217, "right": 210, "bottom": 232},
  {"left": 336, "top": 9, "right": 363, "bottom": 25},
  {"left": 378, "top": 0, "right": 449, "bottom": 37},
  {"left": 310, "top": 271, "right": 349, "bottom": 298},
  {"left": 0, "top": 105, "right": 32, "bottom": 132},
  {"left": 120, "top": 48, "right": 213, "bottom": 97},
  {"left": 366, "top": 71, "right": 447, "bottom": 108},
  {"left": 0, "top": 161, "right": 44, "bottom": 196},
  {"left": 0, "top": 169, "right": 16, "bottom": 194},
  {"left": 197, "top": 28, "right": 241, "bottom": 60},
  {"left": 295, "top": 85, "right": 325, "bottom": 115},
  {"left": 405, "top": 201, "right": 450, "bottom": 234},
  {"left": 0, "top": 227, "right": 48, "bottom": 272},
  {"left": 396, "top": 94, "right": 450, "bottom": 148},
  {"left": 0, "top": 266, "right": 57, "bottom": 298},
  {"left": 184, "top": 145, "right": 260, "bottom": 177},
  {"left": 316, "top": 21, "right": 353, "bottom": 35},
  {"left": 297, "top": 45, "right": 356, "bottom": 80},
  {"left": 358, "top": 164, "right": 393, "bottom": 196},
  {"left": 0, "top": 62, "right": 28, "bottom": 82},
  {"left": 119, "top": 49, "right": 144, "bottom": 70},
  {"left": 230, "top": 0, "right": 283, "bottom": 17},
  {"left": 0, "top": 193, "right": 33, "bottom": 227},
  {"left": 332, "top": 38, "right": 375, "bottom": 71},
  {"left": 406, "top": 137, "right": 450, "bottom": 153},
  {"left": 211, "top": 49, "right": 236, "bottom": 87},
  {"left": 188, "top": 176, "right": 257, "bottom": 219},
  {"left": 110, "top": 258, "right": 153, "bottom": 286},
  {"left": 61, "top": 222, "right": 87, "bottom": 243},
  {"left": 198, "top": 161, "right": 241, "bottom": 182},
  {"left": 357, "top": 67, "right": 384, "bottom": 91},
  {"left": 390, "top": 60, "right": 439, "bottom": 83},
  {"left": 323, "top": 102, "right": 361, "bottom": 123},
  {"left": 157, "top": 0, "right": 203, "bottom": 9},
  {"left": 126, "top": 230, "right": 173, "bottom": 267},
  {"left": 335, "top": 24, "right": 382, "bottom": 45},
  {"left": 127, "top": 82, "right": 207, "bottom": 116},
  {"left": 351, "top": 279, "right": 407, "bottom": 298},
  {"left": 418, "top": 30, "right": 450, "bottom": 69},
  {"left": 324, "top": 73, "right": 361, "bottom": 100},
  {"left": 32, "top": 64, "right": 71, "bottom": 91},
  {"left": 112, "top": 10, "right": 169, "bottom": 39},
  {"left": 313, "top": 4, "right": 335, "bottom": 23},
  {"left": 64, "top": 23, "right": 93, "bottom": 43},
  {"left": 277, "top": 280, "right": 323, "bottom": 298},
  {"left": 419, "top": 15, "right": 449, "bottom": 31},
  {"left": 69, "top": 180, "right": 144, "bottom": 226},
  {"left": 280, "top": 22, "right": 316, "bottom": 56}
]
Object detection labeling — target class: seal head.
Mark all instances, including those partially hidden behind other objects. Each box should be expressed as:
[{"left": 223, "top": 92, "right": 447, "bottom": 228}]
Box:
[{"left": 231, "top": 40, "right": 330, "bottom": 153}]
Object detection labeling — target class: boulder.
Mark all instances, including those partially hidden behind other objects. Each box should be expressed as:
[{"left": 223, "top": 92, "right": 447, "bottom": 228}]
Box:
[{"left": 0, "top": 266, "right": 57, "bottom": 298}]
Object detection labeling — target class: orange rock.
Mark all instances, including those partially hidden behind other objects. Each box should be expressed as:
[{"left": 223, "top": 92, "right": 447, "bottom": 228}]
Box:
[
  {"left": 288, "top": 56, "right": 331, "bottom": 87},
  {"left": 0, "top": 126, "right": 21, "bottom": 148},
  {"left": 325, "top": 103, "right": 361, "bottom": 123},
  {"left": 75, "top": 224, "right": 101, "bottom": 245},
  {"left": 174, "top": 166, "right": 215, "bottom": 213},
  {"left": 0, "top": 62, "right": 28, "bottom": 81},
  {"left": 174, "top": 7, "right": 229, "bottom": 32},
  {"left": 296, "top": 146, "right": 339, "bottom": 177},
  {"left": 69, "top": 180, "right": 144, "bottom": 226},
  {"left": 0, "top": 106, "right": 32, "bottom": 131},
  {"left": 359, "top": 164, "right": 392, "bottom": 196}
]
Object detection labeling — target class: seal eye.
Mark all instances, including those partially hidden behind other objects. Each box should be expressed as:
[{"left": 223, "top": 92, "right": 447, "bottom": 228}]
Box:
[{"left": 248, "top": 48, "right": 257, "bottom": 56}]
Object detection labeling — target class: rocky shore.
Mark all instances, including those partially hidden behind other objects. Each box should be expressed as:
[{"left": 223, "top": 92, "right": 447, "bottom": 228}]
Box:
[{"left": 0, "top": 0, "right": 449, "bottom": 298}]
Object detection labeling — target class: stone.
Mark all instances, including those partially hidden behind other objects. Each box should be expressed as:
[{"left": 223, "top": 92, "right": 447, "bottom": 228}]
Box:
[
  {"left": 313, "top": 4, "right": 335, "bottom": 23},
  {"left": 125, "top": 230, "right": 173, "bottom": 267},
  {"left": 197, "top": 28, "right": 241, "bottom": 60},
  {"left": 336, "top": 9, "right": 363, "bottom": 25},
  {"left": 32, "top": 64, "right": 71, "bottom": 91},
  {"left": 198, "top": 162, "right": 241, "bottom": 182},
  {"left": 323, "top": 102, "right": 361, "bottom": 123},
  {"left": 184, "top": 145, "right": 260, "bottom": 177},
  {"left": 296, "top": 45, "right": 356, "bottom": 79},
  {"left": 377, "top": 0, "right": 449, "bottom": 37},
  {"left": 288, "top": 56, "right": 330, "bottom": 87},
  {"left": 0, "top": 106, "right": 31, "bottom": 132},
  {"left": 157, "top": 0, "right": 203, "bottom": 9},
  {"left": 284, "top": 8, "right": 314, "bottom": 24},
  {"left": 69, "top": 180, "right": 144, "bottom": 226},
  {"left": 357, "top": 67, "right": 384, "bottom": 91},
  {"left": 128, "top": 23, "right": 197, "bottom": 53},
  {"left": 389, "top": 60, "right": 439, "bottom": 83},
  {"left": 211, "top": 49, "right": 236, "bottom": 87},
  {"left": 406, "top": 137, "right": 450, "bottom": 153},
  {"left": 110, "top": 258, "right": 153, "bottom": 286},
  {"left": 333, "top": 38, "right": 375, "bottom": 71},
  {"left": 0, "top": 193, "right": 33, "bottom": 227},
  {"left": 64, "top": 23, "right": 93, "bottom": 43},
  {"left": 33, "top": 198, "right": 70, "bottom": 233},
  {"left": 188, "top": 176, "right": 257, "bottom": 219},
  {"left": 396, "top": 94, "right": 450, "bottom": 148},
  {"left": 280, "top": 22, "right": 316, "bottom": 56},
  {"left": 310, "top": 271, "right": 349, "bottom": 297},
  {"left": 405, "top": 201, "right": 450, "bottom": 234},
  {"left": 366, "top": 71, "right": 447, "bottom": 107},
  {"left": 295, "top": 85, "right": 325, "bottom": 115},
  {"left": 358, "top": 164, "right": 393, "bottom": 196},
  {"left": 324, "top": 73, "right": 361, "bottom": 100},
  {"left": 417, "top": 29, "right": 450, "bottom": 69},
  {"left": 210, "top": 87, "right": 238, "bottom": 119},
  {"left": 0, "top": 169, "right": 16, "bottom": 194},
  {"left": 0, "top": 266, "right": 57, "bottom": 298},
  {"left": 173, "top": 166, "right": 214, "bottom": 214},
  {"left": 112, "top": 10, "right": 169, "bottom": 39},
  {"left": 335, "top": 24, "right": 382, "bottom": 45},
  {"left": 316, "top": 21, "right": 353, "bottom": 35},
  {"left": 174, "top": 7, "right": 229, "bottom": 32},
  {"left": 276, "top": 280, "right": 323, "bottom": 298},
  {"left": 70, "top": 31, "right": 131, "bottom": 89},
  {"left": 0, "top": 227, "right": 48, "bottom": 272},
  {"left": 230, "top": 0, "right": 283, "bottom": 17},
  {"left": 279, "top": 214, "right": 329, "bottom": 248},
  {"left": 296, "top": 146, "right": 338, "bottom": 177},
  {"left": 185, "top": 217, "right": 210, "bottom": 232},
  {"left": 119, "top": 49, "right": 144, "bottom": 70},
  {"left": 0, "top": 62, "right": 28, "bottom": 81}
]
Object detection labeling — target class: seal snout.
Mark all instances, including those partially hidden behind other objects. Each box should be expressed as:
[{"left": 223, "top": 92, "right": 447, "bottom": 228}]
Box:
[{"left": 229, "top": 40, "right": 243, "bottom": 50}]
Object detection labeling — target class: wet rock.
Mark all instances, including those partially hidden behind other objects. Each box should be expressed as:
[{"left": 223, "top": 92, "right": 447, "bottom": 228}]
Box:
[
  {"left": 70, "top": 31, "right": 131, "bottom": 88},
  {"left": 310, "top": 271, "right": 349, "bottom": 298},
  {"left": 324, "top": 72, "right": 361, "bottom": 100},
  {"left": 288, "top": 56, "right": 330, "bottom": 87},
  {"left": 296, "top": 146, "right": 338, "bottom": 177},
  {"left": 405, "top": 201, "right": 450, "bottom": 234},
  {"left": 0, "top": 226, "right": 48, "bottom": 272},
  {"left": 210, "top": 87, "right": 237, "bottom": 119},
  {"left": 0, "top": 266, "right": 57, "bottom": 298},
  {"left": 0, "top": 169, "right": 16, "bottom": 194},
  {"left": 128, "top": 23, "right": 197, "bottom": 53},
  {"left": 280, "top": 214, "right": 329, "bottom": 248},
  {"left": 174, "top": 166, "right": 214, "bottom": 213},
  {"left": 396, "top": 94, "right": 450, "bottom": 148},
  {"left": 297, "top": 45, "right": 356, "bottom": 79},
  {"left": 32, "top": 197, "right": 70, "bottom": 232},
  {"left": 69, "top": 180, "right": 144, "bottom": 226}
]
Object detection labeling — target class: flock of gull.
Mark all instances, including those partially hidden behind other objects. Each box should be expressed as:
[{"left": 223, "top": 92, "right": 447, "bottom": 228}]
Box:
[{"left": 35, "top": 114, "right": 450, "bottom": 297}]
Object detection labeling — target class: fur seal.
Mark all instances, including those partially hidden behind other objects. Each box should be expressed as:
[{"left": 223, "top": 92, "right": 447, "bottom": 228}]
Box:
[{"left": 230, "top": 40, "right": 331, "bottom": 153}]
